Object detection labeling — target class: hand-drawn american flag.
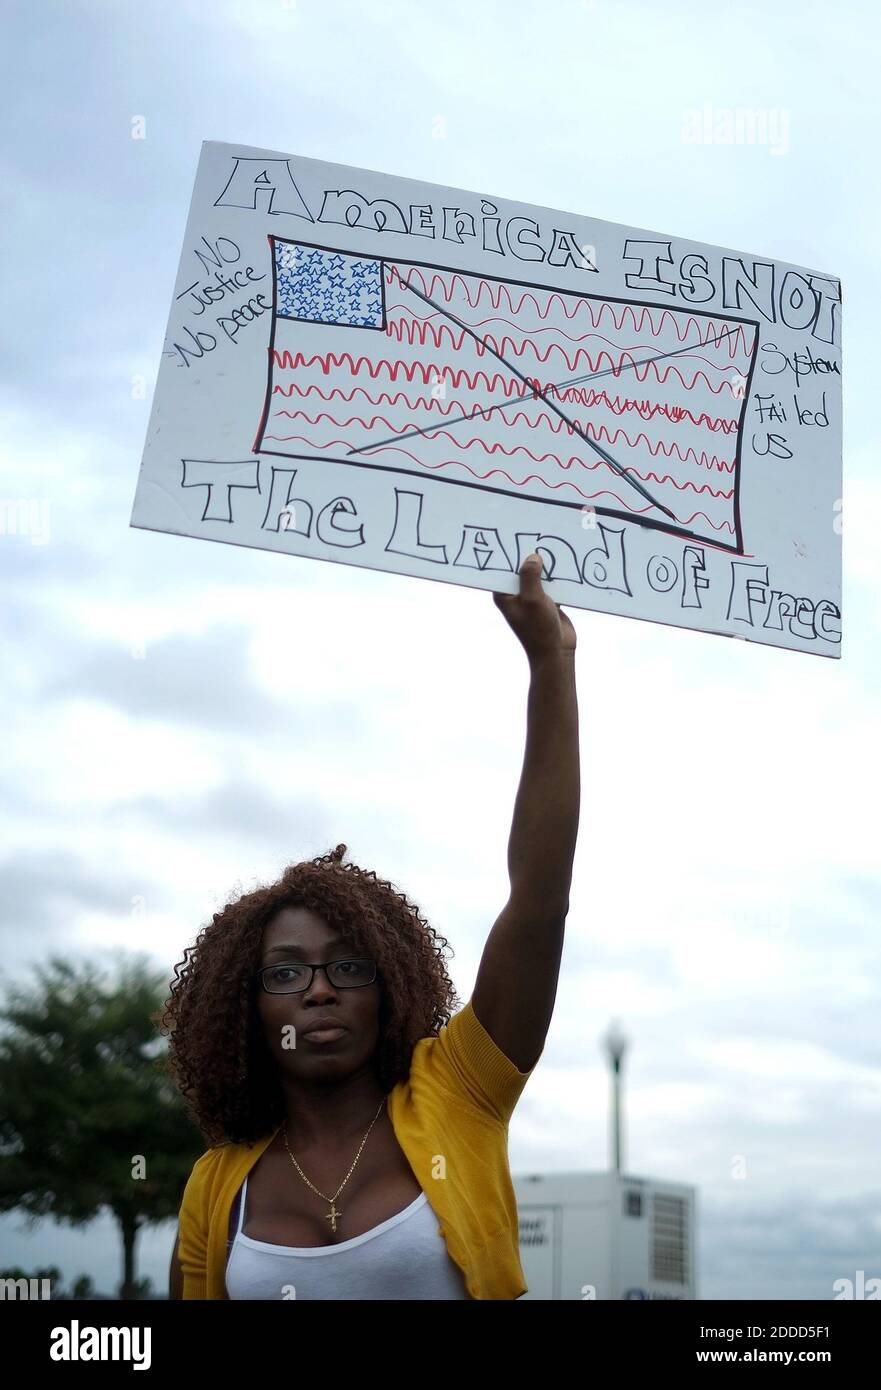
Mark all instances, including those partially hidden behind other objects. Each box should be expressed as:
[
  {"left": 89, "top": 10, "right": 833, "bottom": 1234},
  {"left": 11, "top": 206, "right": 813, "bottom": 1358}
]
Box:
[{"left": 256, "top": 237, "right": 758, "bottom": 552}]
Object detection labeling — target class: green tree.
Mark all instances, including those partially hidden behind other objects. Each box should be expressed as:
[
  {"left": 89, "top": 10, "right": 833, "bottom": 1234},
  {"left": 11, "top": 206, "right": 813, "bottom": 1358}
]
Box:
[{"left": 0, "top": 953, "right": 204, "bottom": 1298}]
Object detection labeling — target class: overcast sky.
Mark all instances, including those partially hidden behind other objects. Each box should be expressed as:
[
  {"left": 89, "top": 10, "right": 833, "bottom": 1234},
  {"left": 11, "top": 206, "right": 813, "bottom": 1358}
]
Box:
[{"left": 1, "top": 0, "right": 879, "bottom": 1301}]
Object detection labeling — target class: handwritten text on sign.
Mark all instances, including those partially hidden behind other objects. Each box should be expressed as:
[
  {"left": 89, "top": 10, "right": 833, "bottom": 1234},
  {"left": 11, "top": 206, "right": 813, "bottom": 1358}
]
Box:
[{"left": 131, "top": 143, "right": 842, "bottom": 657}]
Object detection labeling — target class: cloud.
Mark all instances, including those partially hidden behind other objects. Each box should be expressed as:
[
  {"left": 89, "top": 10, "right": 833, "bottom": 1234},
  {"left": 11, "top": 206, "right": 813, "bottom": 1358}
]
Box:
[
  {"left": 0, "top": 849, "right": 166, "bottom": 977},
  {"left": 700, "top": 1190, "right": 881, "bottom": 1299},
  {"left": 42, "top": 625, "right": 292, "bottom": 730},
  {"left": 116, "top": 775, "right": 335, "bottom": 846}
]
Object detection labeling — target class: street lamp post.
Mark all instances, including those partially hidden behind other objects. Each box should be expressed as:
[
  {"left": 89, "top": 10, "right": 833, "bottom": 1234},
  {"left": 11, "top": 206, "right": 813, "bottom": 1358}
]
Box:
[{"left": 602, "top": 1020, "right": 628, "bottom": 1174}]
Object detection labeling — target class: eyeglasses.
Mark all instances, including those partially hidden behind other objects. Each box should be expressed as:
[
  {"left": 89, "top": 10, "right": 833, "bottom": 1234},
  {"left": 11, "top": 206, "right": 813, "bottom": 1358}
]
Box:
[{"left": 254, "top": 959, "right": 378, "bottom": 994}]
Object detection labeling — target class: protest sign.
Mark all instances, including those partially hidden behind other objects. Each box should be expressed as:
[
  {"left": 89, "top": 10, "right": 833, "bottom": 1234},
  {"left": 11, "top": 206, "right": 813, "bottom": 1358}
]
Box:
[{"left": 130, "top": 141, "right": 842, "bottom": 656}]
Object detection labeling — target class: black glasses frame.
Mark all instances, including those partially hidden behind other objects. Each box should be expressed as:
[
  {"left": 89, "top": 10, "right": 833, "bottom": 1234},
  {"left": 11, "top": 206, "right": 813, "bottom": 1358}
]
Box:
[{"left": 254, "top": 958, "right": 379, "bottom": 994}]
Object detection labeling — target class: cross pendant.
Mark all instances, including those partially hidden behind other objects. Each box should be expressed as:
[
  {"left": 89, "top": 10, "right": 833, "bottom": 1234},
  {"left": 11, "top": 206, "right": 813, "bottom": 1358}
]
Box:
[{"left": 325, "top": 1202, "right": 341, "bottom": 1233}]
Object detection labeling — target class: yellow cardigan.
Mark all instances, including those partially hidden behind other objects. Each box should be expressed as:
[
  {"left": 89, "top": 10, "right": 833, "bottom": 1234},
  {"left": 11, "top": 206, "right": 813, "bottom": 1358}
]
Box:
[{"left": 178, "top": 997, "right": 539, "bottom": 1299}]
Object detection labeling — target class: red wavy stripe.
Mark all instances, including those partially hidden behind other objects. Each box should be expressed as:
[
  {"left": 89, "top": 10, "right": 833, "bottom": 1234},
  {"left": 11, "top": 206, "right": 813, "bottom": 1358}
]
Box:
[
  {"left": 271, "top": 380, "right": 738, "bottom": 435},
  {"left": 260, "top": 433, "right": 735, "bottom": 529},
  {"left": 272, "top": 410, "right": 733, "bottom": 475},
  {"left": 271, "top": 350, "right": 523, "bottom": 394},
  {"left": 385, "top": 264, "right": 756, "bottom": 354},
  {"left": 386, "top": 307, "right": 749, "bottom": 363},
  {"left": 380, "top": 322, "right": 746, "bottom": 388},
  {"left": 262, "top": 432, "right": 733, "bottom": 496},
  {"left": 272, "top": 383, "right": 516, "bottom": 411},
  {"left": 557, "top": 386, "right": 739, "bottom": 434},
  {"left": 272, "top": 350, "right": 738, "bottom": 398}
]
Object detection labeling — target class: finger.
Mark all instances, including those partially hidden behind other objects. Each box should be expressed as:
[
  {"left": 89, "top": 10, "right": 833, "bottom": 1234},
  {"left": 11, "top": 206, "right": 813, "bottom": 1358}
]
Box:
[{"left": 519, "top": 551, "right": 545, "bottom": 595}]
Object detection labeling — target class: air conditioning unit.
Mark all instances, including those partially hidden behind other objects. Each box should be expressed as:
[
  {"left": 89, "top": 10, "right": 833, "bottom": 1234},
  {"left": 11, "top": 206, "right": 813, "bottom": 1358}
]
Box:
[{"left": 513, "top": 1170, "right": 697, "bottom": 1300}]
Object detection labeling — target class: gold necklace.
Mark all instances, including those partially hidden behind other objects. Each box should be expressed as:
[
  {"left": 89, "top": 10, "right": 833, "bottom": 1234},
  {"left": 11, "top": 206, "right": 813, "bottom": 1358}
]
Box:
[{"left": 283, "top": 1098, "right": 386, "bottom": 1234}]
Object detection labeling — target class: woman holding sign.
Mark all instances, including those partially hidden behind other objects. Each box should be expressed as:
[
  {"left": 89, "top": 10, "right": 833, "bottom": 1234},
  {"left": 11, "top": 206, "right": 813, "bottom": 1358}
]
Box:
[{"left": 165, "top": 552, "right": 580, "bottom": 1300}]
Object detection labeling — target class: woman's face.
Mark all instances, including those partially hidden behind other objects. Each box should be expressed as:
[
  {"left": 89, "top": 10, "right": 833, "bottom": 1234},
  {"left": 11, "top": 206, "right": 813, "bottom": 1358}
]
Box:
[{"left": 256, "top": 906, "right": 382, "bottom": 1081}]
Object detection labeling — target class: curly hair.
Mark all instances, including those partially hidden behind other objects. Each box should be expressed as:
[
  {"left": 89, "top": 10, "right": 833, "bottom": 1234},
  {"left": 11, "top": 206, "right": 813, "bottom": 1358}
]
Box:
[{"left": 156, "top": 844, "right": 460, "bottom": 1147}]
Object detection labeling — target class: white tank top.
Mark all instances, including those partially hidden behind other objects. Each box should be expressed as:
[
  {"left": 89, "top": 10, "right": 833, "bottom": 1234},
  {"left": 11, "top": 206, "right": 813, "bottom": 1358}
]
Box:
[{"left": 225, "top": 1173, "right": 471, "bottom": 1300}]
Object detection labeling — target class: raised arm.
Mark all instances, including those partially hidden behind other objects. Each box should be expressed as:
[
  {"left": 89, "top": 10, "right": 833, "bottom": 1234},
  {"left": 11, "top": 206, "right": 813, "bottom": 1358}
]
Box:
[{"left": 472, "top": 552, "right": 580, "bottom": 1073}]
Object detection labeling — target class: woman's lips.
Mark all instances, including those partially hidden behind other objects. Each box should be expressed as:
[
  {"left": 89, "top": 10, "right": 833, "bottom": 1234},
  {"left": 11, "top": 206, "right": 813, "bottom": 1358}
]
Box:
[{"left": 302, "top": 1027, "right": 347, "bottom": 1044}]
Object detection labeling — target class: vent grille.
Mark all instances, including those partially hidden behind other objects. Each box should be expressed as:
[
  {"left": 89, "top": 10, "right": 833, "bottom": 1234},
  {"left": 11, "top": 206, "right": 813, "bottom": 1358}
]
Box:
[{"left": 651, "top": 1192, "right": 688, "bottom": 1284}]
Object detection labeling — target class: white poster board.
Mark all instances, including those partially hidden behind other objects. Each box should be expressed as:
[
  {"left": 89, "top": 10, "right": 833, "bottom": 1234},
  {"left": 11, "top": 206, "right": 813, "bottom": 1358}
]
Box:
[{"left": 130, "top": 141, "right": 842, "bottom": 657}]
